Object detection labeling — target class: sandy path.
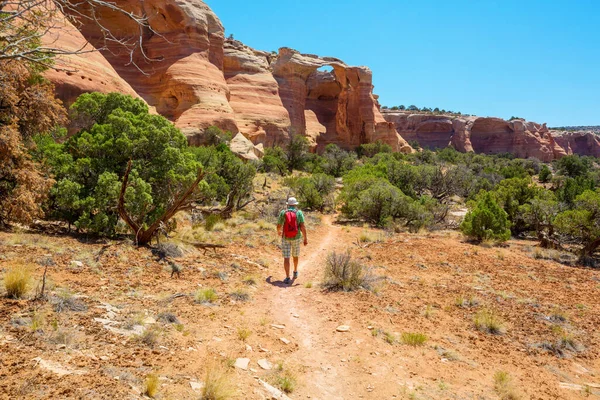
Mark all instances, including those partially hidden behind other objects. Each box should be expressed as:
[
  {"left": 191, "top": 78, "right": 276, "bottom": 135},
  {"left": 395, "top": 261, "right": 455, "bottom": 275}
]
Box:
[{"left": 260, "top": 216, "right": 350, "bottom": 399}]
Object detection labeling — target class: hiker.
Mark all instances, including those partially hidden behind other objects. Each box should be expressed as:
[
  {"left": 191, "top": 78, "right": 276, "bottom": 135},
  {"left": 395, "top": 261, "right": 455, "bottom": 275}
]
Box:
[{"left": 277, "top": 197, "right": 308, "bottom": 284}]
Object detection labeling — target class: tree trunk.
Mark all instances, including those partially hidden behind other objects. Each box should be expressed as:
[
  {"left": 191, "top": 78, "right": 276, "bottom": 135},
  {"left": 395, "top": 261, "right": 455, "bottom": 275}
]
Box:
[
  {"left": 118, "top": 160, "right": 205, "bottom": 246},
  {"left": 578, "top": 237, "right": 600, "bottom": 263}
]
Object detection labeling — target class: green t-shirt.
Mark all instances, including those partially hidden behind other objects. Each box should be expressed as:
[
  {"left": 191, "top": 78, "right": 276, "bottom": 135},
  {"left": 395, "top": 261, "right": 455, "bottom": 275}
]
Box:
[{"left": 278, "top": 208, "right": 305, "bottom": 240}]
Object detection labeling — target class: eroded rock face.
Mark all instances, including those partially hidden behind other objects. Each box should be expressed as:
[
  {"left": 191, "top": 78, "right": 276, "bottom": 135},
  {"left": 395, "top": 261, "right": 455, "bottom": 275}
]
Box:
[
  {"left": 553, "top": 131, "right": 600, "bottom": 157},
  {"left": 45, "top": 0, "right": 413, "bottom": 153},
  {"left": 383, "top": 111, "right": 566, "bottom": 161},
  {"left": 61, "top": 0, "right": 237, "bottom": 142},
  {"left": 223, "top": 40, "right": 290, "bottom": 146},
  {"left": 272, "top": 48, "right": 412, "bottom": 152},
  {"left": 43, "top": 11, "right": 138, "bottom": 106}
]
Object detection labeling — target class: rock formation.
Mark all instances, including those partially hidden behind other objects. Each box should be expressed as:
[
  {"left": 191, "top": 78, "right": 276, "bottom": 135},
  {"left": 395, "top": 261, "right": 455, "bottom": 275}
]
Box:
[
  {"left": 44, "top": 0, "right": 412, "bottom": 154},
  {"left": 552, "top": 131, "right": 600, "bottom": 157},
  {"left": 382, "top": 111, "right": 567, "bottom": 161}
]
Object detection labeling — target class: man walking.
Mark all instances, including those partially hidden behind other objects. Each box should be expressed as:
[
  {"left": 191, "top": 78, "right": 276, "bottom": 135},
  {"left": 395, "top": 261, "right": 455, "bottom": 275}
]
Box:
[{"left": 277, "top": 197, "right": 308, "bottom": 284}]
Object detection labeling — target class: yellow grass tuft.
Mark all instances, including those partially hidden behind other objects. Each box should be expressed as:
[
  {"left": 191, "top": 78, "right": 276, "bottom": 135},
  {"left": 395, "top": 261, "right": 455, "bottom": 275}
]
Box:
[
  {"left": 4, "top": 264, "right": 32, "bottom": 299},
  {"left": 401, "top": 332, "right": 428, "bottom": 346},
  {"left": 202, "top": 363, "right": 236, "bottom": 400},
  {"left": 144, "top": 373, "right": 159, "bottom": 398},
  {"left": 474, "top": 308, "right": 506, "bottom": 335}
]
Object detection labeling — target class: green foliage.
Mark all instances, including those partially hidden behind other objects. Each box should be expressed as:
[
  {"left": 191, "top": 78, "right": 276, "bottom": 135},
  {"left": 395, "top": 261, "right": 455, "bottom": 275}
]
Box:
[
  {"left": 555, "top": 176, "right": 595, "bottom": 206},
  {"left": 321, "top": 144, "right": 357, "bottom": 177},
  {"left": 261, "top": 146, "right": 288, "bottom": 175},
  {"left": 203, "top": 126, "right": 232, "bottom": 145},
  {"left": 356, "top": 141, "right": 393, "bottom": 158},
  {"left": 35, "top": 93, "right": 207, "bottom": 237},
  {"left": 539, "top": 164, "right": 552, "bottom": 183},
  {"left": 555, "top": 155, "right": 591, "bottom": 178},
  {"left": 460, "top": 192, "right": 511, "bottom": 242},
  {"left": 555, "top": 189, "right": 600, "bottom": 259},
  {"left": 285, "top": 173, "right": 335, "bottom": 211},
  {"left": 286, "top": 134, "right": 310, "bottom": 171}
]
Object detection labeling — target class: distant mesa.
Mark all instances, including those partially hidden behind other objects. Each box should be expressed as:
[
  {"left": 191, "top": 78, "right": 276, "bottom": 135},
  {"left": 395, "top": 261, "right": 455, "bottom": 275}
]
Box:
[{"left": 44, "top": 0, "right": 596, "bottom": 159}]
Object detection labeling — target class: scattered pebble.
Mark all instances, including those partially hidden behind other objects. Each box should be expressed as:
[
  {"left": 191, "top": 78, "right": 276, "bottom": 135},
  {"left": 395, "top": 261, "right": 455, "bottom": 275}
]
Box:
[
  {"left": 280, "top": 337, "right": 291, "bottom": 345},
  {"left": 271, "top": 324, "right": 285, "bottom": 329},
  {"left": 234, "top": 358, "right": 250, "bottom": 370},
  {"left": 257, "top": 359, "right": 272, "bottom": 370},
  {"left": 336, "top": 325, "right": 350, "bottom": 332}
]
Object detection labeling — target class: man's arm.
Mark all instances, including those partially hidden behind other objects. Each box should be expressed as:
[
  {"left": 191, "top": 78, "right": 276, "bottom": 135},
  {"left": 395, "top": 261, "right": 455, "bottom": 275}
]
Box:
[
  {"left": 277, "top": 224, "right": 283, "bottom": 237},
  {"left": 300, "top": 223, "right": 308, "bottom": 246}
]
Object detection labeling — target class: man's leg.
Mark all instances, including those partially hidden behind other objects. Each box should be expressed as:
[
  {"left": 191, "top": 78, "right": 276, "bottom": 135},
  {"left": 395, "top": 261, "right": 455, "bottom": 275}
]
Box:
[
  {"left": 293, "top": 257, "right": 299, "bottom": 273},
  {"left": 284, "top": 257, "right": 291, "bottom": 278}
]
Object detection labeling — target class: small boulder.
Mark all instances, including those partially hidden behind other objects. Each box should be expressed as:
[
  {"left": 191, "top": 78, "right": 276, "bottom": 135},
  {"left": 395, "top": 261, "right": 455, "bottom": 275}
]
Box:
[
  {"left": 336, "top": 325, "right": 350, "bottom": 332},
  {"left": 234, "top": 358, "right": 250, "bottom": 370}
]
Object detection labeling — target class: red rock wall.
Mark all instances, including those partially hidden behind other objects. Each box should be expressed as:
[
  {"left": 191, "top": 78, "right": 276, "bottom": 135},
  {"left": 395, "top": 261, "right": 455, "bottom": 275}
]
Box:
[
  {"left": 383, "top": 112, "right": 567, "bottom": 161},
  {"left": 553, "top": 131, "right": 600, "bottom": 157},
  {"left": 47, "top": 0, "right": 412, "bottom": 153}
]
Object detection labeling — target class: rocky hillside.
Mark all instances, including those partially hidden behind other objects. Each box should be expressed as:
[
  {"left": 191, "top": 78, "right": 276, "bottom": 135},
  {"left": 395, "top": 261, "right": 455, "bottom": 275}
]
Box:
[{"left": 44, "top": 0, "right": 597, "bottom": 159}]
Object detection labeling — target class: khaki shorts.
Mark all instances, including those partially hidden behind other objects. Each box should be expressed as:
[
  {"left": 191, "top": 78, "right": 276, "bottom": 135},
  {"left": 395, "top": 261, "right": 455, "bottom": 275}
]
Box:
[{"left": 281, "top": 237, "right": 302, "bottom": 258}]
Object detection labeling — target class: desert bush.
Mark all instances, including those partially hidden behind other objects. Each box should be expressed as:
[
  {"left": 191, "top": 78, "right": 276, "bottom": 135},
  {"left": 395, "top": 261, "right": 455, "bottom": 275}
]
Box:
[
  {"left": 323, "top": 251, "right": 376, "bottom": 291},
  {"left": 461, "top": 192, "right": 511, "bottom": 242},
  {"left": 4, "top": 264, "right": 32, "bottom": 299},
  {"left": 539, "top": 164, "right": 552, "bottom": 183},
  {"left": 157, "top": 312, "right": 179, "bottom": 324},
  {"left": 229, "top": 288, "right": 250, "bottom": 302},
  {"left": 135, "top": 328, "right": 159, "bottom": 347},
  {"left": 493, "top": 371, "right": 521, "bottom": 400},
  {"left": 144, "top": 373, "right": 159, "bottom": 398},
  {"left": 401, "top": 332, "right": 427, "bottom": 346},
  {"left": 261, "top": 146, "right": 288, "bottom": 175},
  {"left": 286, "top": 134, "right": 310, "bottom": 171},
  {"left": 555, "top": 154, "right": 592, "bottom": 178},
  {"left": 321, "top": 144, "right": 357, "bottom": 177},
  {"left": 356, "top": 141, "right": 393, "bottom": 158},
  {"left": 51, "top": 289, "right": 87, "bottom": 312},
  {"left": 474, "top": 308, "right": 506, "bottom": 335},
  {"left": 205, "top": 214, "right": 222, "bottom": 231},
  {"left": 202, "top": 363, "right": 236, "bottom": 400},
  {"left": 555, "top": 189, "right": 600, "bottom": 261},
  {"left": 195, "top": 288, "right": 218, "bottom": 304},
  {"left": 0, "top": 60, "right": 66, "bottom": 227}
]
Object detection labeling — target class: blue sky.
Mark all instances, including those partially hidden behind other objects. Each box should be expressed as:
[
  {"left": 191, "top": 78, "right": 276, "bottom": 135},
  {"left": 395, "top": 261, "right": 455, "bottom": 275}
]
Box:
[{"left": 205, "top": 0, "right": 599, "bottom": 127}]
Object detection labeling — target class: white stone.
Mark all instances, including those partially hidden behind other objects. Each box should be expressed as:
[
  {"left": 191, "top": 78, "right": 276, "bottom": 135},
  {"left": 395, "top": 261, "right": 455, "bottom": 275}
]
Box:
[
  {"left": 72, "top": 261, "right": 84, "bottom": 268},
  {"left": 257, "top": 359, "right": 272, "bottom": 370},
  {"left": 271, "top": 324, "right": 285, "bottom": 329},
  {"left": 245, "top": 344, "right": 253, "bottom": 352},
  {"left": 258, "top": 379, "right": 292, "bottom": 400},
  {"left": 280, "top": 337, "right": 290, "bottom": 345},
  {"left": 190, "top": 381, "right": 204, "bottom": 391},
  {"left": 234, "top": 358, "right": 250, "bottom": 370},
  {"left": 336, "top": 325, "right": 350, "bottom": 332}
]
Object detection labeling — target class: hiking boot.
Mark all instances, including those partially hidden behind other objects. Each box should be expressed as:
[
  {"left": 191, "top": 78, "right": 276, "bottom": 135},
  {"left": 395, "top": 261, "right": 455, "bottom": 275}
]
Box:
[
  {"left": 293, "top": 271, "right": 298, "bottom": 279},
  {"left": 283, "top": 277, "right": 291, "bottom": 284}
]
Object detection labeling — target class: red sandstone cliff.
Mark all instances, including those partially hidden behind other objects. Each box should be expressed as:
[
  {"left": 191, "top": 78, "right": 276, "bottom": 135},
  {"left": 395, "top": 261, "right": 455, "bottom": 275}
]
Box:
[
  {"left": 44, "top": 0, "right": 412, "bottom": 153},
  {"left": 382, "top": 111, "right": 567, "bottom": 161},
  {"left": 552, "top": 131, "right": 600, "bottom": 157}
]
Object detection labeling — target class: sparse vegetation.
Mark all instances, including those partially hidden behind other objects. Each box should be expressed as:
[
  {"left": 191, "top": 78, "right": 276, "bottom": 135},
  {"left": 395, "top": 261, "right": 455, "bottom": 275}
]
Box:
[
  {"left": 493, "top": 371, "right": 521, "bottom": 400},
  {"left": 229, "top": 288, "right": 250, "bottom": 302},
  {"left": 195, "top": 288, "right": 218, "bottom": 304},
  {"left": 401, "top": 332, "right": 428, "bottom": 346},
  {"left": 4, "top": 264, "right": 32, "bottom": 299},
  {"left": 144, "top": 373, "right": 159, "bottom": 398},
  {"left": 474, "top": 308, "right": 506, "bottom": 335},
  {"left": 202, "top": 363, "right": 236, "bottom": 400},
  {"left": 237, "top": 327, "right": 251, "bottom": 342},
  {"left": 135, "top": 328, "right": 159, "bottom": 347},
  {"left": 323, "top": 251, "right": 376, "bottom": 292}
]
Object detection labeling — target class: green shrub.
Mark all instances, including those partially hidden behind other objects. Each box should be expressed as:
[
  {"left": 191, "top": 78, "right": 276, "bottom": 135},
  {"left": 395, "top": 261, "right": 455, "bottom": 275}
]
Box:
[
  {"left": 195, "top": 288, "right": 218, "bottom": 304},
  {"left": 538, "top": 165, "right": 552, "bottom": 183},
  {"left": 461, "top": 192, "right": 511, "bottom": 242}
]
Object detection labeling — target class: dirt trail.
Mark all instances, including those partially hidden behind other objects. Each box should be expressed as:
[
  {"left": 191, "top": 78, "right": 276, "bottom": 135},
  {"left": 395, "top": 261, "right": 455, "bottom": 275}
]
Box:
[{"left": 258, "top": 215, "right": 351, "bottom": 399}]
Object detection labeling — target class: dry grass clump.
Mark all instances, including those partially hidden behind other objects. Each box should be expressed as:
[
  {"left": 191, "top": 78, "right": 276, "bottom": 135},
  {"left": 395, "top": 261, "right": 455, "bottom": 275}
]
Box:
[
  {"left": 4, "top": 264, "right": 32, "bottom": 299},
  {"left": 237, "top": 327, "right": 251, "bottom": 342},
  {"left": 323, "top": 251, "right": 378, "bottom": 292},
  {"left": 201, "top": 362, "right": 236, "bottom": 400},
  {"left": 135, "top": 328, "right": 160, "bottom": 347},
  {"left": 474, "top": 308, "right": 506, "bottom": 335},
  {"left": 539, "top": 325, "right": 583, "bottom": 356},
  {"left": 195, "top": 288, "right": 218, "bottom": 304},
  {"left": 51, "top": 289, "right": 87, "bottom": 312},
  {"left": 270, "top": 362, "right": 297, "bottom": 394},
  {"left": 157, "top": 312, "right": 180, "bottom": 324},
  {"left": 493, "top": 371, "right": 521, "bottom": 400},
  {"left": 358, "top": 230, "right": 382, "bottom": 243},
  {"left": 455, "top": 294, "right": 479, "bottom": 308},
  {"left": 229, "top": 288, "right": 250, "bottom": 302},
  {"left": 144, "top": 373, "right": 159, "bottom": 398},
  {"left": 242, "top": 275, "right": 257, "bottom": 286},
  {"left": 401, "top": 332, "right": 428, "bottom": 347}
]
